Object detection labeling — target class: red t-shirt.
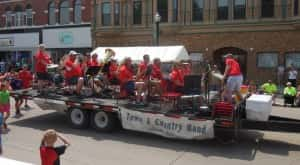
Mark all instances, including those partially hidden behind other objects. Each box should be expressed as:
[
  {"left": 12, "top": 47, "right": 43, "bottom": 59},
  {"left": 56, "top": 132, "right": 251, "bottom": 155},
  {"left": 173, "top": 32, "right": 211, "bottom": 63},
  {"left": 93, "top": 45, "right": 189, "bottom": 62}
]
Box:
[
  {"left": 18, "top": 70, "right": 33, "bottom": 89},
  {"left": 226, "top": 58, "right": 241, "bottom": 76},
  {"left": 119, "top": 65, "right": 133, "bottom": 83},
  {"left": 137, "top": 62, "right": 149, "bottom": 80},
  {"left": 170, "top": 69, "right": 184, "bottom": 87},
  {"left": 64, "top": 59, "right": 82, "bottom": 79},
  {"left": 40, "top": 147, "right": 57, "bottom": 165},
  {"left": 108, "top": 63, "right": 118, "bottom": 80},
  {"left": 151, "top": 64, "right": 162, "bottom": 80},
  {"left": 35, "top": 51, "right": 51, "bottom": 73},
  {"left": 89, "top": 59, "right": 99, "bottom": 67}
]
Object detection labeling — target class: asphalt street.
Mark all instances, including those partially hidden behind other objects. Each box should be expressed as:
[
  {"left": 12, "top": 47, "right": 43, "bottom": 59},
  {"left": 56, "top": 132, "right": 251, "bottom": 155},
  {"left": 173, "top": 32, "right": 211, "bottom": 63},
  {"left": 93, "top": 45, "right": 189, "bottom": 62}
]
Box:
[{"left": 1, "top": 100, "right": 300, "bottom": 165}]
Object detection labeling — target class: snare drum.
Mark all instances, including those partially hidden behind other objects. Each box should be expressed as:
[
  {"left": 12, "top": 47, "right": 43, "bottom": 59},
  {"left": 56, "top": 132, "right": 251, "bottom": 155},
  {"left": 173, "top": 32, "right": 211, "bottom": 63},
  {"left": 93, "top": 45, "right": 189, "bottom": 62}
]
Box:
[{"left": 47, "top": 64, "right": 59, "bottom": 73}]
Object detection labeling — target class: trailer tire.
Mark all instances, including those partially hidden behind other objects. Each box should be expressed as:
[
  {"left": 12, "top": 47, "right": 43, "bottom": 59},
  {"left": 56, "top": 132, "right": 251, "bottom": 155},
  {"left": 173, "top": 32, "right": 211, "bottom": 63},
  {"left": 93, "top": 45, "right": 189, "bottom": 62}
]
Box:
[
  {"left": 67, "top": 108, "right": 90, "bottom": 129},
  {"left": 91, "top": 111, "right": 117, "bottom": 132}
]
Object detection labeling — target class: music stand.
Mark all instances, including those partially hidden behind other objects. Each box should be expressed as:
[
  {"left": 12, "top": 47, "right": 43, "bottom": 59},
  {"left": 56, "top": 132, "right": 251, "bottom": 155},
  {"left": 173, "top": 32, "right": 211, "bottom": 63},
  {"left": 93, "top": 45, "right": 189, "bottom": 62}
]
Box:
[{"left": 86, "top": 66, "right": 101, "bottom": 94}]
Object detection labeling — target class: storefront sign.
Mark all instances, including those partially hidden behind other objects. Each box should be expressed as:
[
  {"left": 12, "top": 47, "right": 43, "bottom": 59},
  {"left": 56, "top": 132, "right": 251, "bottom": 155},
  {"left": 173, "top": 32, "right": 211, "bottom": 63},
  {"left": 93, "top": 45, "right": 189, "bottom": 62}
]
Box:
[
  {"left": 121, "top": 109, "right": 215, "bottom": 140},
  {"left": 59, "top": 32, "right": 73, "bottom": 45},
  {"left": 0, "top": 38, "right": 14, "bottom": 47}
]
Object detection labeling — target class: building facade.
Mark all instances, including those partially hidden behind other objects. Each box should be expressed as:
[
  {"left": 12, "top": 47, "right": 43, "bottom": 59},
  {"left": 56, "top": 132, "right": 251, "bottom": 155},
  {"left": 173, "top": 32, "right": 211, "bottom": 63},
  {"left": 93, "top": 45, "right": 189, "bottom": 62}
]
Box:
[
  {"left": 0, "top": 0, "right": 92, "bottom": 71},
  {"left": 93, "top": 0, "right": 300, "bottom": 83}
]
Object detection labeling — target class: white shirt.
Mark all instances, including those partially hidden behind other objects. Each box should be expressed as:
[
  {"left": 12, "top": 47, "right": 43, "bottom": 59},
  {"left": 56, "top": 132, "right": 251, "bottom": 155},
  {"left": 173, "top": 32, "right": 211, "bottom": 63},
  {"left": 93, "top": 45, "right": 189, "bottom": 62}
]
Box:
[{"left": 288, "top": 70, "right": 298, "bottom": 79}]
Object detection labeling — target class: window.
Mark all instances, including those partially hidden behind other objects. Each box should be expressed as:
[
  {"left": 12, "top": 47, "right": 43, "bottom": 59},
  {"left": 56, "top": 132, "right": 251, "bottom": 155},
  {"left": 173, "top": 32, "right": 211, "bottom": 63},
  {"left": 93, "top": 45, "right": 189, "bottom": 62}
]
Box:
[
  {"left": 49, "top": 1, "right": 56, "bottom": 25},
  {"left": 14, "top": 5, "right": 23, "bottom": 26},
  {"left": 60, "top": 0, "right": 70, "bottom": 24},
  {"left": 257, "top": 52, "right": 278, "bottom": 68},
  {"left": 234, "top": 0, "right": 246, "bottom": 19},
  {"left": 157, "top": 0, "right": 168, "bottom": 22},
  {"left": 295, "top": 0, "right": 299, "bottom": 16},
  {"left": 74, "top": 0, "right": 82, "bottom": 24},
  {"left": 5, "top": 7, "right": 12, "bottom": 27},
  {"left": 114, "top": 2, "right": 120, "bottom": 25},
  {"left": 102, "top": 2, "right": 111, "bottom": 26},
  {"left": 261, "top": 0, "right": 274, "bottom": 18},
  {"left": 133, "top": 0, "right": 142, "bottom": 25},
  {"left": 286, "top": 53, "right": 300, "bottom": 69},
  {"left": 218, "top": 0, "right": 229, "bottom": 20},
  {"left": 172, "top": 0, "right": 178, "bottom": 22},
  {"left": 25, "top": 4, "right": 33, "bottom": 26},
  {"left": 192, "top": 0, "right": 204, "bottom": 22}
]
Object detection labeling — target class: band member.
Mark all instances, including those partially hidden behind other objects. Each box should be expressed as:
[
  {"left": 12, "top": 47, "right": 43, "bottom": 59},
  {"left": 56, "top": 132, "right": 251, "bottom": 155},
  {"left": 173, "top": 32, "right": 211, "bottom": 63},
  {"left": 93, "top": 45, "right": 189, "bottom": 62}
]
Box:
[
  {"left": 169, "top": 62, "right": 184, "bottom": 93},
  {"left": 181, "top": 61, "right": 192, "bottom": 77},
  {"left": 150, "top": 58, "right": 163, "bottom": 96},
  {"left": 119, "top": 57, "right": 134, "bottom": 97},
  {"left": 64, "top": 51, "right": 84, "bottom": 95},
  {"left": 136, "top": 54, "right": 151, "bottom": 103},
  {"left": 102, "top": 48, "right": 116, "bottom": 75},
  {"left": 18, "top": 64, "right": 33, "bottom": 108},
  {"left": 34, "top": 44, "right": 52, "bottom": 90},
  {"left": 222, "top": 53, "right": 243, "bottom": 103},
  {"left": 89, "top": 53, "right": 100, "bottom": 67},
  {"left": 108, "top": 58, "right": 119, "bottom": 85}
]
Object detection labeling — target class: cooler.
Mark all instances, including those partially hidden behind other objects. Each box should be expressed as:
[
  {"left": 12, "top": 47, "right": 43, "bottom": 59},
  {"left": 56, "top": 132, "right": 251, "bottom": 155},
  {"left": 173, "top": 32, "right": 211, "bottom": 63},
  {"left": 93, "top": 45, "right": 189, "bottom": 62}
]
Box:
[{"left": 246, "top": 94, "right": 272, "bottom": 121}]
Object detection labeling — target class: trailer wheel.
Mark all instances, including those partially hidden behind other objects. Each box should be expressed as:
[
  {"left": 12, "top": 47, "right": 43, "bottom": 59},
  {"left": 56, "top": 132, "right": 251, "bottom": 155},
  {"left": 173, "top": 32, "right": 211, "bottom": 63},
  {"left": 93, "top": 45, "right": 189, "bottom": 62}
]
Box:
[
  {"left": 91, "top": 111, "right": 117, "bottom": 132},
  {"left": 67, "top": 108, "right": 90, "bottom": 129}
]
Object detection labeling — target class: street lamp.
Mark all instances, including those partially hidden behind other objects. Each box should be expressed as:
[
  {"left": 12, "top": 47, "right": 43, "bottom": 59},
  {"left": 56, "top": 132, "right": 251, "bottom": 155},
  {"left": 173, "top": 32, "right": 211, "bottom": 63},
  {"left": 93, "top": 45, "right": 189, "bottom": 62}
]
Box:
[{"left": 154, "top": 12, "right": 161, "bottom": 46}]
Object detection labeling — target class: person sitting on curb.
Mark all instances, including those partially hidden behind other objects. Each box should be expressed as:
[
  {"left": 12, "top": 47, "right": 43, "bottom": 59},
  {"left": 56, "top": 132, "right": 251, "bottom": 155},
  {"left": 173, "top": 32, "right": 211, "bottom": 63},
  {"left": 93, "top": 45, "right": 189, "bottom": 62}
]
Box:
[
  {"left": 40, "top": 129, "right": 70, "bottom": 165},
  {"left": 261, "top": 80, "right": 277, "bottom": 105},
  {"left": 283, "top": 82, "right": 297, "bottom": 107}
]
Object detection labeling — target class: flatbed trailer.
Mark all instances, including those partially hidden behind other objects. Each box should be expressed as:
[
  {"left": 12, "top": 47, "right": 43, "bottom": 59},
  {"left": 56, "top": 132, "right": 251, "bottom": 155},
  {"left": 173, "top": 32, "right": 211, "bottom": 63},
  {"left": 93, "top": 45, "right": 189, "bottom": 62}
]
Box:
[{"left": 10, "top": 89, "right": 300, "bottom": 140}]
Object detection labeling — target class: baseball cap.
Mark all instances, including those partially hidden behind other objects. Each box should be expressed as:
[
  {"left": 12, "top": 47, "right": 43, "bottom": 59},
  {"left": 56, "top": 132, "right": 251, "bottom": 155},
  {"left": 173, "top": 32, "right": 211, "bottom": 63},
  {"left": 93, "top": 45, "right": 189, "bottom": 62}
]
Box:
[
  {"left": 224, "top": 53, "right": 233, "bottom": 58},
  {"left": 69, "top": 50, "right": 80, "bottom": 56}
]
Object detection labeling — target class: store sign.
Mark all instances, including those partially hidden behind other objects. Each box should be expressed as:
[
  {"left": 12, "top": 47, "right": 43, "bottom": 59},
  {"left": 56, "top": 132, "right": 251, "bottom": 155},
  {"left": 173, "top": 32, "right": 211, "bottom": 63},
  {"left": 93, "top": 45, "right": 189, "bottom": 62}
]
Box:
[
  {"left": 59, "top": 32, "right": 73, "bottom": 45},
  {"left": 0, "top": 38, "right": 14, "bottom": 47},
  {"left": 121, "top": 109, "right": 215, "bottom": 140}
]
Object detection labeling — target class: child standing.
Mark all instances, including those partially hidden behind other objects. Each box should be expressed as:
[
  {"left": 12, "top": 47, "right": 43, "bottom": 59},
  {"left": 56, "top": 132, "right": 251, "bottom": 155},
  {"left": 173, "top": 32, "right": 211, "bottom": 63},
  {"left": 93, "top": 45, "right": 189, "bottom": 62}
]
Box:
[
  {"left": 0, "top": 81, "right": 10, "bottom": 131},
  {"left": 40, "top": 129, "right": 70, "bottom": 165}
]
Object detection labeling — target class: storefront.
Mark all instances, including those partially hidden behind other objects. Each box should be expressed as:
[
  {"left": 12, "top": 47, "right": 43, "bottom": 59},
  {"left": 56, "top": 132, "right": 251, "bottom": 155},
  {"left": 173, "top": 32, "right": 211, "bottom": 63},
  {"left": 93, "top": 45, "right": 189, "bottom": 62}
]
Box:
[
  {"left": 0, "top": 33, "right": 39, "bottom": 72},
  {"left": 42, "top": 26, "right": 92, "bottom": 63}
]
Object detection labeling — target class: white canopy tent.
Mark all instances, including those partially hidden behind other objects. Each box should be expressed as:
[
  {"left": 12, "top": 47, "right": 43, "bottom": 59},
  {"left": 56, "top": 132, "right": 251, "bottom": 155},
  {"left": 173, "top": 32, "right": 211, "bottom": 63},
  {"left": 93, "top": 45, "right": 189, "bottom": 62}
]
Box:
[{"left": 91, "top": 46, "right": 190, "bottom": 64}]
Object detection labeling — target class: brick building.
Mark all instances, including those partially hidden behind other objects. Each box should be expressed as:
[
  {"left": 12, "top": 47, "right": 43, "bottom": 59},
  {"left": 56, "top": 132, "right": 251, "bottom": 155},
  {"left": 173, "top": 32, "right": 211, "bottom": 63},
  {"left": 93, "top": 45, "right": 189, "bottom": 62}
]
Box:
[
  {"left": 92, "top": 0, "right": 300, "bottom": 83},
  {"left": 0, "top": 0, "right": 92, "bottom": 71}
]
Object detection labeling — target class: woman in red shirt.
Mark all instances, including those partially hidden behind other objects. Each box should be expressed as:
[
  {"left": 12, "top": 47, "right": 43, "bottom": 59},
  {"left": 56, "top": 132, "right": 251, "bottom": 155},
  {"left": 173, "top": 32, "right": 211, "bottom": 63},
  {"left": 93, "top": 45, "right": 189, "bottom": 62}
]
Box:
[
  {"left": 169, "top": 62, "right": 184, "bottom": 93},
  {"left": 18, "top": 65, "right": 33, "bottom": 108},
  {"left": 119, "top": 57, "right": 134, "bottom": 97}
]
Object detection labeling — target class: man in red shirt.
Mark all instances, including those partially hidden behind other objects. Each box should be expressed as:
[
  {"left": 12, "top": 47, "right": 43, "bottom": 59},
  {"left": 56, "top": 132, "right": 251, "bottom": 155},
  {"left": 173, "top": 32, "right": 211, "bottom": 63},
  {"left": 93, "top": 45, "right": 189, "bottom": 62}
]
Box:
[
  {"left": 64, "top": 51, "right": 84, "bottom": 95},
  {"left": 18, "top": 64, "right": 33, "bottom": 108},
  {"left": 89, "top": 53, "right": 99, "bottom": 67},
  {"left": 119, "top": 57, "right": 134, "bottom": 97},
  {"left": 108, "top": 58, "right": 119, "bottom": 85},
  {"left": 150, "top": 58, "right": 163, "bottom": 95},
  {"left": 223, "top": 53, "right": 243, "bottom": 103},
  {"left": 169, "top": 62, "right": 184, "bottom": 93},
  {"left": 34, "top": 44, "right": 52, "bottom": 90},
  {"left": 136, "top": 55, "right": 151, "bottom": 103}
]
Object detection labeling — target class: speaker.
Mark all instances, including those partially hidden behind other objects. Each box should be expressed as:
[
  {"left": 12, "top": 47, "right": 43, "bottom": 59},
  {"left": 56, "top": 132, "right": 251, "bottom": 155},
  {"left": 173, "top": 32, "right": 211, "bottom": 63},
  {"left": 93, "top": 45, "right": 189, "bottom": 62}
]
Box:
[{"left": 184, "top": 75, "right": 202, "bottom": 94}]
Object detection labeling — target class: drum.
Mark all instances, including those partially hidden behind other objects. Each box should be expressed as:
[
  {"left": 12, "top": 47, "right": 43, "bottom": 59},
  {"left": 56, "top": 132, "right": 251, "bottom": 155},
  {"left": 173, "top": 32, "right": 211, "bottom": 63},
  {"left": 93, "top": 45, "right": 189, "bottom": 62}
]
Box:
[{"left": 47, "top": 64, "right": 59, "bottom": 74}]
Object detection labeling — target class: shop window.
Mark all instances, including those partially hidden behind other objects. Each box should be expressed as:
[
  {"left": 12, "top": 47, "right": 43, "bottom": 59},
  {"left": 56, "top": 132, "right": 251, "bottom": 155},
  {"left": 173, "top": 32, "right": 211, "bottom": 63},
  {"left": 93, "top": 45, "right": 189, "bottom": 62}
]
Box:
[
  {"left": 234, "top": 0, "right": 246, "bottom": 19},
  {"left": 74, "top": 0, "right": 82, "bottom": 24},
  {"left": 295, "top": 0, "right": 299, "bottom": 16},
  {"left": 114, "top": 2, "right": 120, "bottom": 25},
  {"left": 157, "top": 0, "right": 168, "bottom": 22},
  {"left": 60, "top": 0, "right": 70, "bottom": 25},
  {"left": 261, "top": 0, "right": 274, "bottom": 18},
  {"left": 102, "top": 2, "right": 111, "bottom": 26},
  {"left": 286, "top": 52, "right": 300, "bottom": 69},
  {"left": 133, "top": 0, "right": 142, "bottom": 25},
  {"left": 192, "top": 0, "right": 204, "bottom": 22},
  {"left": 257, "top": 52, "right": 278, "bottom": 68},
  {"left": 172, "top": 0, "right": 178, "bottom": 22},
  {"left": 49, "top": 1, "right": 56, "bottom": 25},
  {"left": 218, "top": 0, "right": 229, "bottom": 20},
  {"left": 25, "top": 4, "right": 33, "bottom": 26},
  {"left": 14, "top": 5, "right": 23, "bottom": 26}
]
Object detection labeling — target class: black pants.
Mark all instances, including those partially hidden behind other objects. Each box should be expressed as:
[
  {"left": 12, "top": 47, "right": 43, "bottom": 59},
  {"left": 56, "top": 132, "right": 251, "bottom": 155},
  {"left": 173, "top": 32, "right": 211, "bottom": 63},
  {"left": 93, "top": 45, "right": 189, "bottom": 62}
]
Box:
[
  {"left": 288, "top": 79, "right": 297, "bottom": 87},
  {"left": 284, "top": 95, "right": 295, "bottom": 105}
]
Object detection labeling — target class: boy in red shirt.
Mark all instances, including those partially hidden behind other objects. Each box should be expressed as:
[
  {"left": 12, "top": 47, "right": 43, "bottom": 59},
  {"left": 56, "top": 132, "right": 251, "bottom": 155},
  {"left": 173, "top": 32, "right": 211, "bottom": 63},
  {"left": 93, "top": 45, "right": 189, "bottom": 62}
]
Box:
[
  {"left": 18, "top": 64, "right": 33, "bottom": 108},
  {"left": 34, "top": 44, "right": 52, "bottom": 90},
  {"left": 40, "top": 129, "right": 70, "bottom": 165},
  {"left": 64, "top": 51, "right": 84, "bottom": 95}
]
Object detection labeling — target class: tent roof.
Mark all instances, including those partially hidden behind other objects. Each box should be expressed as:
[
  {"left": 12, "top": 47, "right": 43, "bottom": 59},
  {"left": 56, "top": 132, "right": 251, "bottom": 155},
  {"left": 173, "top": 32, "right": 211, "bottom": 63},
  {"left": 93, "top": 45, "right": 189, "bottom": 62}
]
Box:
[{"left": 91, "top": 46, "right": 190, "bottom": 63}]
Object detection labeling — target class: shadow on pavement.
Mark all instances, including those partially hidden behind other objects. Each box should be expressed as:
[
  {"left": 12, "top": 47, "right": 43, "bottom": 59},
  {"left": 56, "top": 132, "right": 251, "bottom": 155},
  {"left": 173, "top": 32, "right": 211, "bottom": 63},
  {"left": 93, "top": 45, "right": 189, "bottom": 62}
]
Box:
[{"left": 9, "top": 111, "right": 300, "bottom": 161}]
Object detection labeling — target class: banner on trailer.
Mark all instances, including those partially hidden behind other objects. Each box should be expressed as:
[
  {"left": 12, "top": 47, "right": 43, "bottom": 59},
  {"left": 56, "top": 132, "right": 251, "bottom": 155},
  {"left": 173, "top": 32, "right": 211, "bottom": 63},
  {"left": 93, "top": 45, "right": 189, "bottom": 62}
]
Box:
[{"left": 121, "top": 109, "right": 215, "bottom": 140}]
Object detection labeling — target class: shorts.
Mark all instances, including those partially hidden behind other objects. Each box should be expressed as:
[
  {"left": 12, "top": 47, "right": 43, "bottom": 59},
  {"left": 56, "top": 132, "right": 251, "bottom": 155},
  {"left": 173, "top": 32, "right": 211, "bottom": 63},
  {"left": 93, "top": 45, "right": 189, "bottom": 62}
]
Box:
[
  {"left": 0, "top": 104, "right": 10, "bottom": 113},
  {"left": 66, "top": 77, "right": 79, "bottom": 85},
  {"left": 226, "top": 75, "right": 243, "bottom": 92},
  {"left": 36, "top": 72, "right": 50, "bottom": 81},
  {"left": 125, "top": 81, "right": 135, "bottom": 95}
]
